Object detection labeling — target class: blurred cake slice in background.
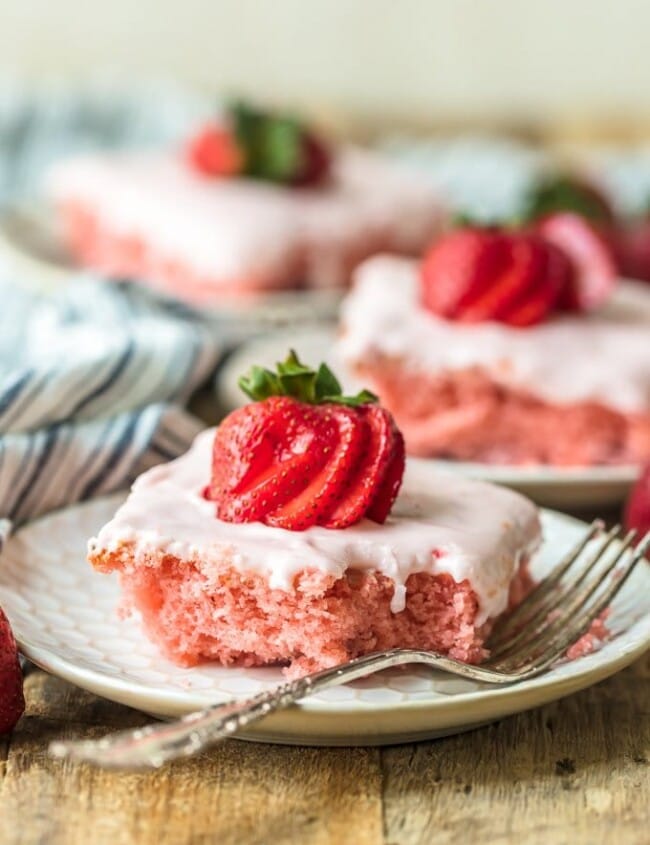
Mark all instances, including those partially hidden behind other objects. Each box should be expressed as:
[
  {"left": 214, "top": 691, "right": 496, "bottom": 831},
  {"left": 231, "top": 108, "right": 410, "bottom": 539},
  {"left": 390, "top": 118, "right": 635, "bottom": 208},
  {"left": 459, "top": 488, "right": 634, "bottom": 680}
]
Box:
[
  {"left": 338, "top": 237, "right": 650, "bottom": 467},
  {"left": 46, "top": 102, "right": 443, "bottom": 305}
]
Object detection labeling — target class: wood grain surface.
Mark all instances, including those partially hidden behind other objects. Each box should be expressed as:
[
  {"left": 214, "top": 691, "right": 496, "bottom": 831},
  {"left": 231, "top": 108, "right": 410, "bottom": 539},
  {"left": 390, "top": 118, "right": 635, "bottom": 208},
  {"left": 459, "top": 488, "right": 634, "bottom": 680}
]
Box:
[{"left": 1, "top": 654, "right": 648, "bottom": 845}]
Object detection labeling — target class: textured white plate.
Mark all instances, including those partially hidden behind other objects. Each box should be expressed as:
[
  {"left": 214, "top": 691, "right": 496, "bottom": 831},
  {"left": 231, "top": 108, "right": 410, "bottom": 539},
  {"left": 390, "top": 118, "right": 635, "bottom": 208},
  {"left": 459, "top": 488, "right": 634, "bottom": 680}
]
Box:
[
  {"left": 0, "top": 494, "right": 648, "bottom": 745},
  {"left": 217, "top": 326, "right": 642, "bottom": 509}
]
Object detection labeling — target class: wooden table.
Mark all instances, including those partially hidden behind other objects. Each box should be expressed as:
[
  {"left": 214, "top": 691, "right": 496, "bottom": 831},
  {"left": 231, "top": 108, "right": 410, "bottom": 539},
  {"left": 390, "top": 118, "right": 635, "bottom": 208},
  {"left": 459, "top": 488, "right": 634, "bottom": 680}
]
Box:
[{"left": 1, "top": 647, "right": 647, "bottom": 844}]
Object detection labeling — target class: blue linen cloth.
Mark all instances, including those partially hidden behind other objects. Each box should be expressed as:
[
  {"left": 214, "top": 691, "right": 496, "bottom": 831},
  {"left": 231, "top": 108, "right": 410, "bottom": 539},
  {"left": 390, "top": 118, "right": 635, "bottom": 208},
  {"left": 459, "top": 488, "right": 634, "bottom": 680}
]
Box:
[
  {"left": 0, "top": 77, "right": 209, "bottom": 209},
  {"left": 0, "top": 275, "right": 223, "bottom": 548}
]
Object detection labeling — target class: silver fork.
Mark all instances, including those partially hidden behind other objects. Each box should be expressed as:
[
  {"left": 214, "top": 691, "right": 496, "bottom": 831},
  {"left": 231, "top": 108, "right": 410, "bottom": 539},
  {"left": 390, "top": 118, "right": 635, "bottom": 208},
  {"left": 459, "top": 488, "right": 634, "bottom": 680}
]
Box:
[{"left": 49, "top": 523, "right": 649, "bottom": 769}]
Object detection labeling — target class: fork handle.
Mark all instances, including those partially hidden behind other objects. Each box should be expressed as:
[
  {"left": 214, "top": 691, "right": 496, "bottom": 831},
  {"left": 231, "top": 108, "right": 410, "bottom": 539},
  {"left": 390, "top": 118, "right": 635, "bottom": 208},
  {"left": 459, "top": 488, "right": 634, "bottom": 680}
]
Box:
[
  {"left": 49, "top": 649, "right": 514, "bottom": 768},
  {"left": 50, "top": 652, "right": 403, "bottom": 768}
]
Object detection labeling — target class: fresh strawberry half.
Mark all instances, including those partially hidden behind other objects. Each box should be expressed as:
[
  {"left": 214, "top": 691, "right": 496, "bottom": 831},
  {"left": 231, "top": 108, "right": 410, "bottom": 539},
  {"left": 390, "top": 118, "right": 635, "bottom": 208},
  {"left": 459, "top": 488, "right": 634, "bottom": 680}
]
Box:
[
  {"left": 187, "top": 101, "right": 331, "bottom": 187},
  {"left": 613, "top": 217, "right": 650, "bottom": 284},
  {"left": 535, "top": 212, "right": 618, "bottom": 311},
  {"left": 289, "top": 131, "right": 332, "bottom": 187},
  {"left": 265, "top": 404, "right": 366, "bottom": 530},
  {"left": 0, "top": 606, "right": 24, "bottom": 735},
  {"left": 421, "top": 227, "right": 564, "bottom": 327},
  {"left": 624, "top": 464, "right": 650, "bottom": 540},
  {"left": 186, "top": 124, "right": 244, "bottom": 178},
  {"left": 206, "top": 351, "right": 405, "bottom": 530}
]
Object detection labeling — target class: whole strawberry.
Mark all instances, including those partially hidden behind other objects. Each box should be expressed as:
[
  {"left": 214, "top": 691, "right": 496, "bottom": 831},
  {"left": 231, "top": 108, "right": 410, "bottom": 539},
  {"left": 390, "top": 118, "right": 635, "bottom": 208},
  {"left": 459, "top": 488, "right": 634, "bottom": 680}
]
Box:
[
  {"left": 0, "top": 606, "right": 24, "bottom": 735},
  {"left": 206, "top": 351, "right": 405, "bottom": 530},
  {"left": 624, "top": 464, "right": 650, "bottom": 540}
]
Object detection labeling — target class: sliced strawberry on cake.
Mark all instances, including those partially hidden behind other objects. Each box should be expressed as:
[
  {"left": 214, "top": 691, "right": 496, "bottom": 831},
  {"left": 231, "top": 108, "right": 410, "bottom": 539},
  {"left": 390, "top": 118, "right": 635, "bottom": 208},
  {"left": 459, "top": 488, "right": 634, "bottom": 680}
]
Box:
[
  {"left": 88, "top": 352, "right": 540, "bottom": 677},
  {"left": 534, "top": 212, "right": 617, "bottom": 311},
  {"left": 339, "top": 220, "right": 650, "bottom": 466}
]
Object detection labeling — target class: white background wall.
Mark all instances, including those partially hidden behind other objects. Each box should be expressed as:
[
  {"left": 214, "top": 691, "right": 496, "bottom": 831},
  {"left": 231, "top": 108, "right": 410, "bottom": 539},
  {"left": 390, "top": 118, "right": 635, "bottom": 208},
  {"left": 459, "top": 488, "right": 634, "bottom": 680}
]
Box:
[{"left": 1, "top": 0, "right": 649, "bottom": 128}]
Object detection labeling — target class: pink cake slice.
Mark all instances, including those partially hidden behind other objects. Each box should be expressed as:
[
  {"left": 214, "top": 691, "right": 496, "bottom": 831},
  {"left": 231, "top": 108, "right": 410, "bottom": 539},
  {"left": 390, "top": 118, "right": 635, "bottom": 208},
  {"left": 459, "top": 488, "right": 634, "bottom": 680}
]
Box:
[
  {"left": 338, "top": 255, "right": 650, "bottom": 466},
  {"left": 47, "top": 148, "right": 442, "bottom": 304},
  {"left": 88, "top": 429, "right": 540, "bottom": 677}
]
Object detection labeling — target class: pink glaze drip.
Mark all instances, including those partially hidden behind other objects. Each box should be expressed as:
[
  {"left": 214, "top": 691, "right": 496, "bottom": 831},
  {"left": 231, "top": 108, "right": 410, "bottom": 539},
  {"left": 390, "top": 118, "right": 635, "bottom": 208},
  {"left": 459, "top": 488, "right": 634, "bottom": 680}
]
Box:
[{"left": 90, "top": 429, "right": 541, "bottom": 623}]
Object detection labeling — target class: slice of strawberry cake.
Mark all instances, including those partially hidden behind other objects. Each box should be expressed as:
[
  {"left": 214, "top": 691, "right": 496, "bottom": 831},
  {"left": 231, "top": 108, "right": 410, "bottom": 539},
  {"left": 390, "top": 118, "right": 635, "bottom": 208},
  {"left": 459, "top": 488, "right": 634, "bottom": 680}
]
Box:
[
  {"left": 47, "top": 102, "right": 442, "bottom": 305},
  {"left": 339, "top": 216, "right": 650, "bottom": 466},
  {"left": 88, "top": 352, "right": 540, "bottom": 677}
]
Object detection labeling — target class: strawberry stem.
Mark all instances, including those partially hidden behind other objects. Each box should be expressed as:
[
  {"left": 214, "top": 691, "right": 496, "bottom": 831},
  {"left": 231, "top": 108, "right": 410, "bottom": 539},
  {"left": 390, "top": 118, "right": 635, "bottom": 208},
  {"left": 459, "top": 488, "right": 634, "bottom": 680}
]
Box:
[
  {"left": 238, "top": 350, "right": 378, "bottom": 407},
  {"left": 229, "top": 101, "right": 330, "bottom": 186}
]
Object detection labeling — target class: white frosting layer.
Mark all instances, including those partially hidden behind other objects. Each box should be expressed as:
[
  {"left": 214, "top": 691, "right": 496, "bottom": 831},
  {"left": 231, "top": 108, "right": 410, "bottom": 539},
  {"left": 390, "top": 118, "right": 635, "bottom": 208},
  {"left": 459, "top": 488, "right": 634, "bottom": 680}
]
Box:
[
  {"left": 90, "top": 429, "right": 540, "bottom": 623},
  {"left": 339, "top": 255, "right": 650, "bottom": 413},
  {"left": 47, "top": 148, "right": 441, "bottom": 284}
]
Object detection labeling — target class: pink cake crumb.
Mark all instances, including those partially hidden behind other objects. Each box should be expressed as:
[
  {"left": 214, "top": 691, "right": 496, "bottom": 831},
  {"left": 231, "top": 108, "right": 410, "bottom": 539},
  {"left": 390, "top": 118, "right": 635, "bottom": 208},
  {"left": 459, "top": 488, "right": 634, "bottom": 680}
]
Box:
[
  {"left": 565, "top": 610, "right": 611, "bottom": 661},
  {"left": 351, "top": 359, "right": 650, "bottom": 467},
  {"left": 90, "top": 543, "right": 532, "bottom": 678}
]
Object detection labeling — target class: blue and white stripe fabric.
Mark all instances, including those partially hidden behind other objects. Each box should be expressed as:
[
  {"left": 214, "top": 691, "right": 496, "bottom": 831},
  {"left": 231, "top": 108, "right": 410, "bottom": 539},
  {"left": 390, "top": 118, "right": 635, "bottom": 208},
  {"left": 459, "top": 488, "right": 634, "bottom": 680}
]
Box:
[
  {"left": 0, "top": 275, "right": 223, "bottom": 548},
  {"left": 0, "top": 78, "right": 210, "bottom": 210}
]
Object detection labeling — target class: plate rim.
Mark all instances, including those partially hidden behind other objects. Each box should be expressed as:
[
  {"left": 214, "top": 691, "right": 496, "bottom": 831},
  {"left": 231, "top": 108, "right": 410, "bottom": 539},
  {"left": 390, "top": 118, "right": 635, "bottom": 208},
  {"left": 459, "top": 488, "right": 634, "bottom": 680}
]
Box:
[{"left": 3, "top": 493, "right": 649, "bottom": 725}]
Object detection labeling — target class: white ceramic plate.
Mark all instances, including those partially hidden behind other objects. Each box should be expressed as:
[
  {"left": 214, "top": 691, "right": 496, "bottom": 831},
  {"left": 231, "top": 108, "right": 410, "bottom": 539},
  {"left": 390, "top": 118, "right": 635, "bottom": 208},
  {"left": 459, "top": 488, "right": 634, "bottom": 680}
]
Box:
[
  {"left": 0, "top": 204, "right": 342, "bottom": 333},
  {"left": 217, "top": 326, "right": 642, "bottom": 509},
  {"left": 0, "top": 494, "right": 648, "bottom": 746}
]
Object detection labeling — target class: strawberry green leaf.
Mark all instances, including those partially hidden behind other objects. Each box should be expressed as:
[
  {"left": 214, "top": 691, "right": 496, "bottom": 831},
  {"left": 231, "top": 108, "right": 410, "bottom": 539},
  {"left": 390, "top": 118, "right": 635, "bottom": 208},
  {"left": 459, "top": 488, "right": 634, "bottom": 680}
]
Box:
[
  {"left": 231, "top": 101, "right": 301, "bottom": 183},
  {"left": 238, "top": 366, "right": 282, "bottom": 401},
  {"left": 314, "top": 362, "right": 342, "bottom": 398},
  {"left": 238, "top": 350, "right": 377, "bottom": 406},
  {"left": 521, "top": 173, "right": 613, "bottom": 224},
  {"left": 228, "top": 100, "right": 326, "bottom": 186},
  {"left": 324, "top": 388, "right": 378, "bottom": 407}
]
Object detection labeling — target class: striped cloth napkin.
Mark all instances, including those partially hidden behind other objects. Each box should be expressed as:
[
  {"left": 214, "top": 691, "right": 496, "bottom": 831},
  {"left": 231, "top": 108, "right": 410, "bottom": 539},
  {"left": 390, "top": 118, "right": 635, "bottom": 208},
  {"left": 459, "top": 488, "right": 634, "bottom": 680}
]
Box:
[{"left": 0, "top": 274, "right": 222, "bottom": 549}]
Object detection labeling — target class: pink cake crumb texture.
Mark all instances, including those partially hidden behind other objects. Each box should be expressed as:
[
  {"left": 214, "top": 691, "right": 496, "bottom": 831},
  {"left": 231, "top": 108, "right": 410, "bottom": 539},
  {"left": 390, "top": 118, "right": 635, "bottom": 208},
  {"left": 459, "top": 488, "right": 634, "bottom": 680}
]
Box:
[
  {"left": 352, "top": 358, "right": 650, "bottom": 467},
  {"left": 565, "top": 610, "right": 611, "bottom": 661},
  {"left": 90, "top": 544, "right": 532, "bottom": 678}
]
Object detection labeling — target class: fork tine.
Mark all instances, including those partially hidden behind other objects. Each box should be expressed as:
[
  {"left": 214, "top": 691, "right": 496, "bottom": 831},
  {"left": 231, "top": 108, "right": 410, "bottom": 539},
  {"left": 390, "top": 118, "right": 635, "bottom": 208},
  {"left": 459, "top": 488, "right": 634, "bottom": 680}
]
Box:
[
  {"left": 489, "top": 531, "right": 636, "bottom": 664},
  {"left": 490, "top": 519, "right": 603, "bottom": 640},
  {"left": 488, "top": 531, "right": 636, "bottom": 668},
  {"left": 490, "top": 527, "right": 637, "bottom": 667},
  {"left": 488, "top": 520, "right": 604, "bottom": 648},
  {"left": 488, "top": 522, "right": 618, "bottom": 656},
  {"left": 510, "top": 531, "right": 650, "bottom": 678}
]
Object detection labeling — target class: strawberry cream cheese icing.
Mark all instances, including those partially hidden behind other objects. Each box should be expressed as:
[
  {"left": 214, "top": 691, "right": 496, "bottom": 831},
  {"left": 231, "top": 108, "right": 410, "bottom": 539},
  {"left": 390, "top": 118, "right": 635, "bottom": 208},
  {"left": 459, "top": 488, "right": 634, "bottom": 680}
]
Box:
[
  {"left": 338, "top": 255, "right": 650, "bottom": 466},
  {"left": 88, "top": 422, "right": 540, "bottom": 676},
  {"left": 90, "top": 428, "right": 540, "bottom": 621},
  {"left": 340, "top": 255, "right": 650, "bottom": 414},
  {"left": 47, "top": 148, "right": 442, "bottom": 300}
]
